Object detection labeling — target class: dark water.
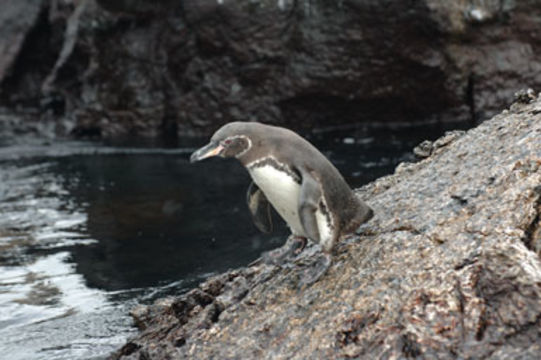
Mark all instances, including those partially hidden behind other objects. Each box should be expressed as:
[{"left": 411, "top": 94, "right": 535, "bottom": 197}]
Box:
[{"left": 0, "top": 121, "right": 471, "bottom": 359}]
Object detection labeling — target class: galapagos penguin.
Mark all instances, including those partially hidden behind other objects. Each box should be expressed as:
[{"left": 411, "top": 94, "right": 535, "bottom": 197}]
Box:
[{"left": 190, "top": 122, "right": 373, "bottom": 283}]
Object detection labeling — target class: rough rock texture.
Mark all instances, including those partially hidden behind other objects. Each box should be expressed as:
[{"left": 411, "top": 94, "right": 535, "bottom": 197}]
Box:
[
  {"left": 113, "top": 96, "right": 541, "bottom": 359},
  {"left": 1, "top": 0, "right": 541, "bottom": 138},
  {"left": 0, "top": 0, "right": 44, "bottom": 82}
]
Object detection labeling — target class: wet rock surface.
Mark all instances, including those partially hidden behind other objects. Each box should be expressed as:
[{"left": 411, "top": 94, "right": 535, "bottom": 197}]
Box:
[
  {"left": 113, "top": 98, "right": 541, "bottom": 359},
  {"left": 1, "top": 1, "right": 541, "bottom": 137}
]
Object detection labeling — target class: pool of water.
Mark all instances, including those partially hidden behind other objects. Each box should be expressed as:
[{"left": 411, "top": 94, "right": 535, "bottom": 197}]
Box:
[{"left": 0, "top": 121, "right": 471, "bottom": 359}]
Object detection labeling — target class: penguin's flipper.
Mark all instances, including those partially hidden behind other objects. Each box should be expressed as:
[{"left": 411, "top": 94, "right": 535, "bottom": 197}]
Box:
[
  {"left": 247, "top": 181, "right": 273, "bottom": 233},
  {"left": 298, "top": 172, "right": 321, "bottom": 243}
]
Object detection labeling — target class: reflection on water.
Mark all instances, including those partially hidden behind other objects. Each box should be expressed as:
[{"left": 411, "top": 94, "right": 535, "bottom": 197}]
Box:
[
  {"left": 0, "top": 252, "right": 133, "bottom": 360},
  {"left": 0, "top": 160, "right": 134, "bottom": 359},
  {"left": 0, "top": 121, "right": 471, "bottom": 359},
  {"left": 66, "top": 155, "right": 287, "bottom": 291}
]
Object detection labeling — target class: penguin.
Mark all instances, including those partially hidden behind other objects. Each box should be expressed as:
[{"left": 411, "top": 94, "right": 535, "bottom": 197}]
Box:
[{"left": 190, "top": 122, "right": 373, "bottom": 282}]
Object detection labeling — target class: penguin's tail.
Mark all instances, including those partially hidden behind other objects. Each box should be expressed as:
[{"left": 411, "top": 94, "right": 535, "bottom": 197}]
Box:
[{"left": 359, "top": 204, "right": 374, "bottom": 224}]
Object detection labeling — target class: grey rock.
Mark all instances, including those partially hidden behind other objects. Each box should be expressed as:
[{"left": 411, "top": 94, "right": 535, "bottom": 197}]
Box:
[
  {"left": 112, "top": 98, "right": 541, "bottom": 359},
  {"left": 414, "top": 130, "right": 467, "bottom": 159},
  {"left": 514, "top": 88, "right": 537, "bottom": 104},
  {"left": 413, "top": 140, "right": 433, "bottom": 159},
  {"left": 432, "top": 130, "right": 465, "bottom": 150}
]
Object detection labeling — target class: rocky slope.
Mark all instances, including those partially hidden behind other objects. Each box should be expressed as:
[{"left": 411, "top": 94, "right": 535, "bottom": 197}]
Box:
[
  {"left": 1, "top": 0, "right": 541, "bottom": 138},
  {"left": 113, "top": 95, "right": 541, "bottom": 359}
]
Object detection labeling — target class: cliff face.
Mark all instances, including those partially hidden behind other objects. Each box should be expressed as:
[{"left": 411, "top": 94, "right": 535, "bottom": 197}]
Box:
[
  {"left": 1, "top": 0, "right": 541, "bottom": 138},
  {"left": 113, "top": 96, "right": 541, "bottom": 359}
]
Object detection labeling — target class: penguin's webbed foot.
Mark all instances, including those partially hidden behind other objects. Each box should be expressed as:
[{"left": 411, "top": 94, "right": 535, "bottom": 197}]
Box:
[
  {"left": 260, "top": 236, "right": 307, "bottom": 266},
  {"left": 292, "top": 236, "right": 307, "bottom": 255},
  {"left": 298, "top": 252, "right": 332, "bottom": 288}
]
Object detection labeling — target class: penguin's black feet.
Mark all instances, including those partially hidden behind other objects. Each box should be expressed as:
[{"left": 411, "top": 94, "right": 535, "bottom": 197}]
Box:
[
  {"left": 298, "top": 252, "right": 332, "bottom": 288},
  {"left": 260, "top": 236, "right": 307, "bottom": 266},
  {"left": 291, "top": 236, "right": 307, "bottom": 255}
]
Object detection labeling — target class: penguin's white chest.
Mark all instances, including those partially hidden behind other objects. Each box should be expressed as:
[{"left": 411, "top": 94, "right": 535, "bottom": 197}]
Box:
[
  {"left": 248, "top": 164, "right": 334, "bottom": 248},
  {"left": 249, "top": 165, "right": 305, "bottom": 236}
]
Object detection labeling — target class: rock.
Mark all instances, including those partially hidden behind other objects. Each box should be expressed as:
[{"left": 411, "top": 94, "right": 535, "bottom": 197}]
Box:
[
  {"left": 414, "top": 130, "right": 466, "bottom": 159},
  {"left": 514, "top": 88, "right": 537, "bottom": 104},
  {"left": 0, "top": 0, "right": 44, "bottom": 83},
  {"left": 432, "top": 130, "right": 465, "bottom": 150},
  {"left": 112, "top": 98, "right": 541, "bottom": 359},
  {"left": 413, "top": 140, "right": 433, "bottom": 159},
  {"left": 2, "top": 1, "right": 541, "bottom": 137}
]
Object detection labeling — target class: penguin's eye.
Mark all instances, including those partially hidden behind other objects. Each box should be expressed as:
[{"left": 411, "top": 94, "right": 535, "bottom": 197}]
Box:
[{"left": 223, "top": 139, "right": 232, "bottom": 145}]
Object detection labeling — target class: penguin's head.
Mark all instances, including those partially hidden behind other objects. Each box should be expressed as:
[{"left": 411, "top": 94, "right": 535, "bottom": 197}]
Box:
[{"left": 190, "top": 122, "right": 253, "bottom": 163}]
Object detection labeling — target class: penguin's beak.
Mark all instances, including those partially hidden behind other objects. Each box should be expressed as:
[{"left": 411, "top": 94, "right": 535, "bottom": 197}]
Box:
[{"left": 190, "top": 142, "right": 224, "bottom": 163}]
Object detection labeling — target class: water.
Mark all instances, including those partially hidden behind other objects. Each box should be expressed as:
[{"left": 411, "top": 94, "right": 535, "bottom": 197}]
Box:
[{"left": 0, "top": 121, "right": 471, "bottom": 359}]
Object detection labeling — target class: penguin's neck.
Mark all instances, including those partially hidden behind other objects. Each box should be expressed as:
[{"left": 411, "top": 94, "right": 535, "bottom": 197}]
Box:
[{"left": 246, "top": 156, "right": 301, "bottom": 184}]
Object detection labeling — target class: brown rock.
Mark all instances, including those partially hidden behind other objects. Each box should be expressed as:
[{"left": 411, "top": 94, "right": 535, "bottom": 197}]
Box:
[
  {"left": 2, "top": 1, "right": 541, "bottom": 137},
  {"left": 112, "top": 97, "right": 541, "bottom": 359}
]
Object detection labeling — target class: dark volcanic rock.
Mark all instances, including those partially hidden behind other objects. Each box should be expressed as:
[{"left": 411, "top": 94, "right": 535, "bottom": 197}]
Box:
[
  {"left": 113, "top": 97, "right": 541, "bottom": 359},
  {"left": 1, "top": 0, "right": 541, "bottom": 137},
  {"left": 0, "top": 0, "right": 44, "bottom": 83}
]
